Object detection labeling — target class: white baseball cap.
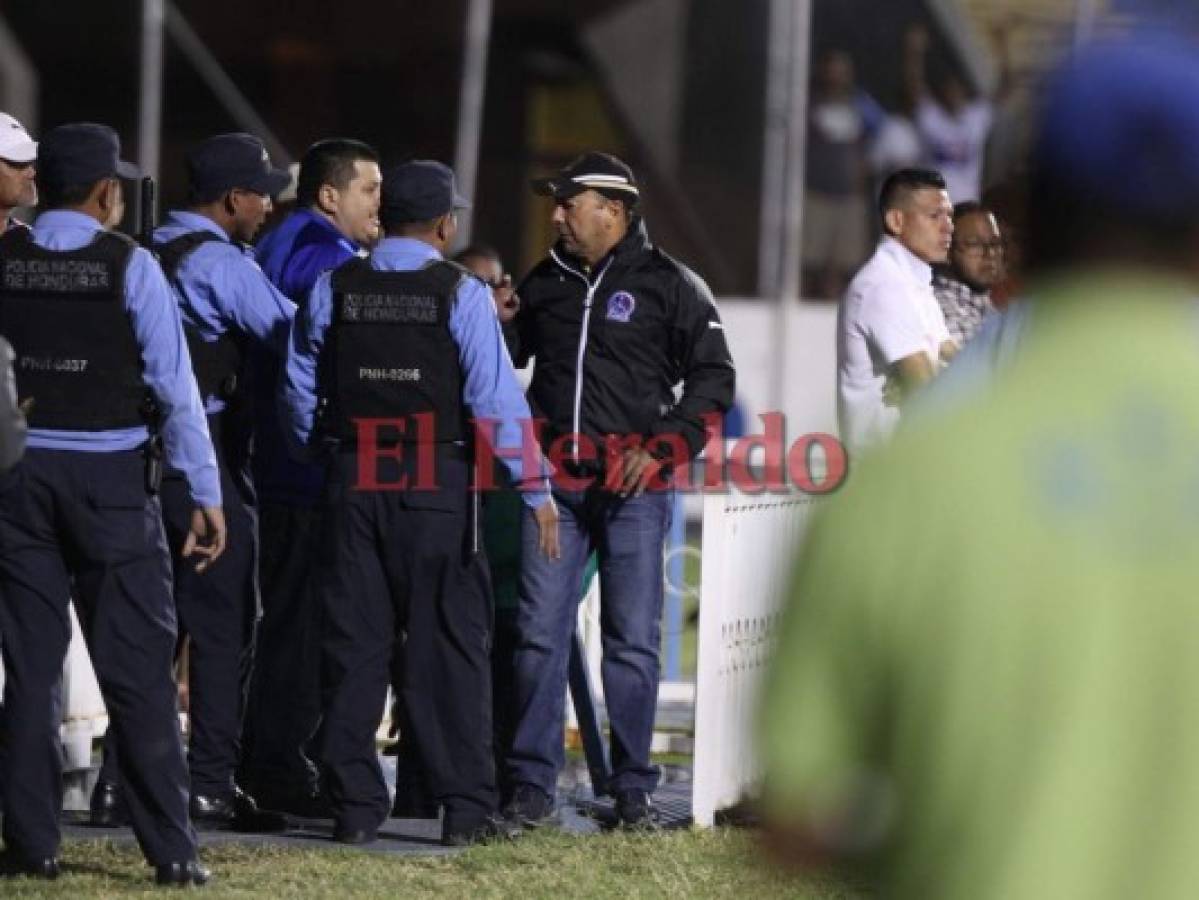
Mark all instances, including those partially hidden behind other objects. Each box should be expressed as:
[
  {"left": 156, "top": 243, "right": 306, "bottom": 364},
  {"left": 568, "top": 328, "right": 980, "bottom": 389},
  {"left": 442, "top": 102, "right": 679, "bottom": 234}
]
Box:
[{"left": 0, "top": 112, "right": 37, "bottom": 164}]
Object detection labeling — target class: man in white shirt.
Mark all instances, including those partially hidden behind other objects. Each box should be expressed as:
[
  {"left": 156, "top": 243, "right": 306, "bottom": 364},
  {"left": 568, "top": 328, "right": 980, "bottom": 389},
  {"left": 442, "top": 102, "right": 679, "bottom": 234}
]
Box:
[{"left": 837, "top": 168, "right": 956, "bottom": 454}]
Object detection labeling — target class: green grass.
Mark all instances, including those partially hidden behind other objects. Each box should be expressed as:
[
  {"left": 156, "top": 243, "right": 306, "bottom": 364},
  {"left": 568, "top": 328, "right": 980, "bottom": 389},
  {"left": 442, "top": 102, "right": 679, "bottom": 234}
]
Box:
[{"left": 4, "top": 830, "right": 863, "bottom": 898}]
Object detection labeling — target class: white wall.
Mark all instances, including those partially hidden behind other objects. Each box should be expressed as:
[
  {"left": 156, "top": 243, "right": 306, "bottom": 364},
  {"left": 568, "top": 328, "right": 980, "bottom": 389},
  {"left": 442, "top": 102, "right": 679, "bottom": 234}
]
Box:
[{"left": 717, "top": 297, "right": 839, "bottom": 438}]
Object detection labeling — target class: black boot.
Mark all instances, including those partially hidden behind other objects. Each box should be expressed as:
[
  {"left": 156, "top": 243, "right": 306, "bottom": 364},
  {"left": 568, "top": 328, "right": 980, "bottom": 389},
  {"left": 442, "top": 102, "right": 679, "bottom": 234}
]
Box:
[{"left": 88, "top": 779, "right": 128, "bottom": 828}]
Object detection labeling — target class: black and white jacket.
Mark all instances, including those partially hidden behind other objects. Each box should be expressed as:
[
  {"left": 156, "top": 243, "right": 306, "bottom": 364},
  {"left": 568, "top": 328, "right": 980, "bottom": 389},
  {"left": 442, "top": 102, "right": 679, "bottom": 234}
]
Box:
[{"left": 507, "top": 218, "right": 736, "bottom": 462}]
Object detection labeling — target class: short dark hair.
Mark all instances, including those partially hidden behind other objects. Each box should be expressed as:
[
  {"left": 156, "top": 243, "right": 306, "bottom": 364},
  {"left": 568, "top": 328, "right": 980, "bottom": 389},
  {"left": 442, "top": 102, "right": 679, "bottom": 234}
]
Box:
[
  {"left": 952, "top": 200, "right": 987, "bottom": 221},
  {"left": 40, "top": 179, "right": 104, "bottom": 210},
  {"left": 453, "top": 243, "right": 500, "bottom": 266},
  {"left": 295, "top": 138, "right": 378, "bottom": 208},
  {"left": 878, "top": 168, "right": 947, "bottom": 218}
]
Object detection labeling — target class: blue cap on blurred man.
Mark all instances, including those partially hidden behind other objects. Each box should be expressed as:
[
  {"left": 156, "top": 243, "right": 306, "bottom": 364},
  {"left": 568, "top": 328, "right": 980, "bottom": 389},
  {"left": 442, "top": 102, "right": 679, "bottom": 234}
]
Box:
[{"left": 1033, "top": 36, "right": 1199, "bottom": 224}]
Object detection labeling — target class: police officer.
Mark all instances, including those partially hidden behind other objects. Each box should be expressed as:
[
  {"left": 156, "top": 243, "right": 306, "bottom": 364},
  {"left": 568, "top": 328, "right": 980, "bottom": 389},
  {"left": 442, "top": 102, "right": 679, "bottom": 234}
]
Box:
[
  {"left": 89, "top": 133, "right": 293, "bottom": 831},
  {"left": 0, "top": 123, "right": 223, "bottom": 885},
  {"left": 502, "top": 152, "right": 735, "bottom": 828},
  {"left": 281, "top": 160, "right": 558, "bottom": 846},
  {"left": 238, "top": 138, "right": 381, "bottom": 816}
]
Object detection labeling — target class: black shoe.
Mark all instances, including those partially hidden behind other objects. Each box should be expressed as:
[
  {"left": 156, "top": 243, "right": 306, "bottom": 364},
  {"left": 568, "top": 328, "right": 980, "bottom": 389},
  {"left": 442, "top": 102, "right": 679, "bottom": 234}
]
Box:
[
  {"left": 154, "top": 860, "right": 211, "bottom": 886},
  {"left": 245, "top": 783, "right": 333, "bottom": 819},
  {"left": 1, "top": 852, "right": 60, "bottom": 879},
  {"left": 332, "top": 823, "right": 378, "bottom": 845},
  {"left": 89, "top": 779, "right": 128, "bottom": 828},
  {"left": 501, "top": 783, "right": 555, "bottom": 828},
  {"left": 190, "top": 787, "right": 288, "bottom": 833},
  {"left": 190, "top": 791, "right": 234, "bottom": 825},
  {"left": 442, "top": 813, "right": 522, "bottom": 847},
  {"left": 614, "top": 788, "right": 658, "bottom": 829}
]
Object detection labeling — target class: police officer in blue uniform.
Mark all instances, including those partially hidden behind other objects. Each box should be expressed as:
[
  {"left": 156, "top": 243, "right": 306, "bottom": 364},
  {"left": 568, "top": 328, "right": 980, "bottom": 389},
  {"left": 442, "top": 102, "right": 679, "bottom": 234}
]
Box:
[
  {"left": 238, "top": 139, "right": 381, "bottom": 815},
  {"left": 89, "top": 133, "right": 294, "bottom": 831},
  {"left": 0, "top": 123, "right": 223, "bottom": 885},
  {"left": 281, "top": 160, "right": 559, "bottom": 846}
]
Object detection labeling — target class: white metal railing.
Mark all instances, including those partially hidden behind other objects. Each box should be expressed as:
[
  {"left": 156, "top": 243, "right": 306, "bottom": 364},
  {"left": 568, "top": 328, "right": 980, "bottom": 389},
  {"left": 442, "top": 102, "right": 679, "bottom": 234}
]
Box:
[{"left": 691, "top": 487, "right": 828, "bottom": 826}]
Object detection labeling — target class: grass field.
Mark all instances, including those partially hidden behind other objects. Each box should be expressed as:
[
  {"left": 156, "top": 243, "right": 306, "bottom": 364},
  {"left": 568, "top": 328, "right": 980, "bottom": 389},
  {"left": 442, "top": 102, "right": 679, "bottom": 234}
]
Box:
[{"left": 2, "top": 829, "right": 863, "bottom": 898}]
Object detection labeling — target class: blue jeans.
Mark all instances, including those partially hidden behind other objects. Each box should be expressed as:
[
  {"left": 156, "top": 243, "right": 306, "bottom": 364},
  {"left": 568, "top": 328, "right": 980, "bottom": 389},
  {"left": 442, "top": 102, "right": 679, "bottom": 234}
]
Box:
[{"left": 506, "top": 487, "right": 672, "bottom": 797}]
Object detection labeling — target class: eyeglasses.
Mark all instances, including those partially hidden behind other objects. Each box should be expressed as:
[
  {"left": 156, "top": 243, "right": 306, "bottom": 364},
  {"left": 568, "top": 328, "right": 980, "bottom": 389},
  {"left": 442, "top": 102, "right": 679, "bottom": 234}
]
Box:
[{"left": 955, "top": 239, "right": 1004, "bottom": 256}]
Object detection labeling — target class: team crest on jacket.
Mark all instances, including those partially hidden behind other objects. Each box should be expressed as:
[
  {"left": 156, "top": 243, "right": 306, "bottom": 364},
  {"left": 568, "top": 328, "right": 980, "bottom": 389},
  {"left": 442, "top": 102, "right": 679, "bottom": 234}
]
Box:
[{"left": 606, "top": 291, "right": 636, "bottom": 323}]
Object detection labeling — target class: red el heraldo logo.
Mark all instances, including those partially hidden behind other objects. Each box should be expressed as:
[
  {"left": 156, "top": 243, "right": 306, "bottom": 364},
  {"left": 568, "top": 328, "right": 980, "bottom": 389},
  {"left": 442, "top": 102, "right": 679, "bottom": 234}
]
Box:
[{"left": 350, "top": 411, "right": 848, "bottom": 495}]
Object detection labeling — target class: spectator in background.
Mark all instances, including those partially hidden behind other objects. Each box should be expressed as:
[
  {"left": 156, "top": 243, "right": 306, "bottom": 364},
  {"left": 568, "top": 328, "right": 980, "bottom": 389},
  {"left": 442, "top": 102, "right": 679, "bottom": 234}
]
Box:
[
  {"left": 762, "top": 36, "right": 1199, "bottom": 899},
  {"left": 934, "top": 201, "right": 1004, "bottom": 346},
  {"left": 837, "top": 168, "right": 955, "bottom": 456},
  {"left": 903, "top": 23, "right": 1011, "bottom": 203},
  {"left": 803, "top": 49, "right": 882, "bottom": 300}
]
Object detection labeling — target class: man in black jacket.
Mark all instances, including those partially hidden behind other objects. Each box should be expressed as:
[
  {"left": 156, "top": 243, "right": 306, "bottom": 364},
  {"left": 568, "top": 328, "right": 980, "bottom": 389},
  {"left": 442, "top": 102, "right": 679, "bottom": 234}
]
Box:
[{"left": 501, "top": 152, "right": 735, "bottom": 827}]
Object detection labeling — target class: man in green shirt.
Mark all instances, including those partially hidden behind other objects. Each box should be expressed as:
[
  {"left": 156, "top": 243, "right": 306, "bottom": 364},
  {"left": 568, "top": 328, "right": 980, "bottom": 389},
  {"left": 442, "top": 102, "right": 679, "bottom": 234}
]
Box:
[{"left": 761, "top": 36, "right": 1199, "bottom": 900}]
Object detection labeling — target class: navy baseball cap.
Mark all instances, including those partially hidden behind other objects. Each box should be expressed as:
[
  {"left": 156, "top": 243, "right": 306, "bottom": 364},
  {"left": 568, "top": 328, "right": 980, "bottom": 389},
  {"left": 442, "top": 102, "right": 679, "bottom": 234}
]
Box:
[
  {"left": 532, "top": 151, "right": 639, "bottom": 205},
  {"left": 186, "top": 133, "right": 291, "bottom": 199},
  {"left": 37, "top": 123, "right": 139, "bottom": 189},
  {"left": 1033, "top": 36, "right": 1199, "bottom": 223},
  {"left": 380, "top": 160, "right": 469, "bottom": 224}
]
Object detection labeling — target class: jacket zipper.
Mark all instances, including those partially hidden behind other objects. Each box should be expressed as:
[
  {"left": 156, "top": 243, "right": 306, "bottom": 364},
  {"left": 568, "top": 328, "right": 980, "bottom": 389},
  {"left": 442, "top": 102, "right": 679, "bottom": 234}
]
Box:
[{"left": 551, "top": 248, "right": 611, "bottom": 461}]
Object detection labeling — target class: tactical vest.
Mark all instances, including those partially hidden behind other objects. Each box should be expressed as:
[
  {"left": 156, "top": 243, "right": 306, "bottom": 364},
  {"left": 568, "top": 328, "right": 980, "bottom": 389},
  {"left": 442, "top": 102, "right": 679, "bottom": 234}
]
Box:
[
  {"left": 0, "top": 227, "right": 146, "bottom": 430},
  {"left": 155, "top": 231, "right": 243, "bottom": 401},
  {"left": 324, "top": 258, "right": 467, "bottom": 444}
]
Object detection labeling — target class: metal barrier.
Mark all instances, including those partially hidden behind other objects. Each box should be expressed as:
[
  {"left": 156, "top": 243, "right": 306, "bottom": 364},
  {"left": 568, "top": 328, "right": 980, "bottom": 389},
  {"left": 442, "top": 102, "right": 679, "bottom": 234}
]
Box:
[{"left": 691, "top": 487, "right": 827, "bottom": 826}]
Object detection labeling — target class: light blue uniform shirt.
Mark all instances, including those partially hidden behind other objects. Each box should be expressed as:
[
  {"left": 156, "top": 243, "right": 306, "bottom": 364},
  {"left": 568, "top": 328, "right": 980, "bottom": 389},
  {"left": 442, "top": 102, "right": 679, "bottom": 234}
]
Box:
[
  {"left": 24, "top": 210, "right": 220, "bottom": 507},
  {"left": 154, "top": 210, "right": 296, "bottom": 413},
  {"left": 282, "top": 237, "right": 551, "bottom": 509}
]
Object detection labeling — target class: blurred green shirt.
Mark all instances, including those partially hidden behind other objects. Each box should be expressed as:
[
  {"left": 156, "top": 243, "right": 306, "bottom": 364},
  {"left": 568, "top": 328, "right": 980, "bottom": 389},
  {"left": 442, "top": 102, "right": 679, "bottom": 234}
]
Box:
[{"left": 761, "top": 272, "right": 1199, "bottom": 900}]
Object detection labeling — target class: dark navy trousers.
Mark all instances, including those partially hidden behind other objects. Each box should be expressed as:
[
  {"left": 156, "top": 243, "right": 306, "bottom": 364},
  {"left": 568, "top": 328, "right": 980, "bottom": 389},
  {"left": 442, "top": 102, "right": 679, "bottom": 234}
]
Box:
[
  {"left": 237, "top": 501, "right": 324, "bottom": 798},
  {"left": 317, "top": 449, "right": 497, "bottom": 833},
  {"left": 99, "top": 413, "right": 259, "bottom": 799},
  {"left": 0, "top": 448, "right": 196, "bottom": 864}
]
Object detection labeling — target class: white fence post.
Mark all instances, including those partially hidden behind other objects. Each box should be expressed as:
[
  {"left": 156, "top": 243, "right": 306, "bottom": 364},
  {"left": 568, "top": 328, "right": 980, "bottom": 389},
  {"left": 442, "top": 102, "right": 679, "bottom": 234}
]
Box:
[{"left": 692, "top": 488, "right": 828, "bottom": 826}]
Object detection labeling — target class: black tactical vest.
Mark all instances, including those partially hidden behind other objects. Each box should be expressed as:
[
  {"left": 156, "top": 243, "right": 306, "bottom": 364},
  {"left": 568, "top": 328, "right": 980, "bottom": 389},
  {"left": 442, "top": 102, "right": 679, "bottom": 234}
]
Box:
[
  {"left": 324, "top": 258, "right": 467, "bottom": 444},
  {"left": 0, "top": 227, "right": 146, "bottom": 430},
  {"left": 155, "top": 230, "right": 244, "bottom": 401}
]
